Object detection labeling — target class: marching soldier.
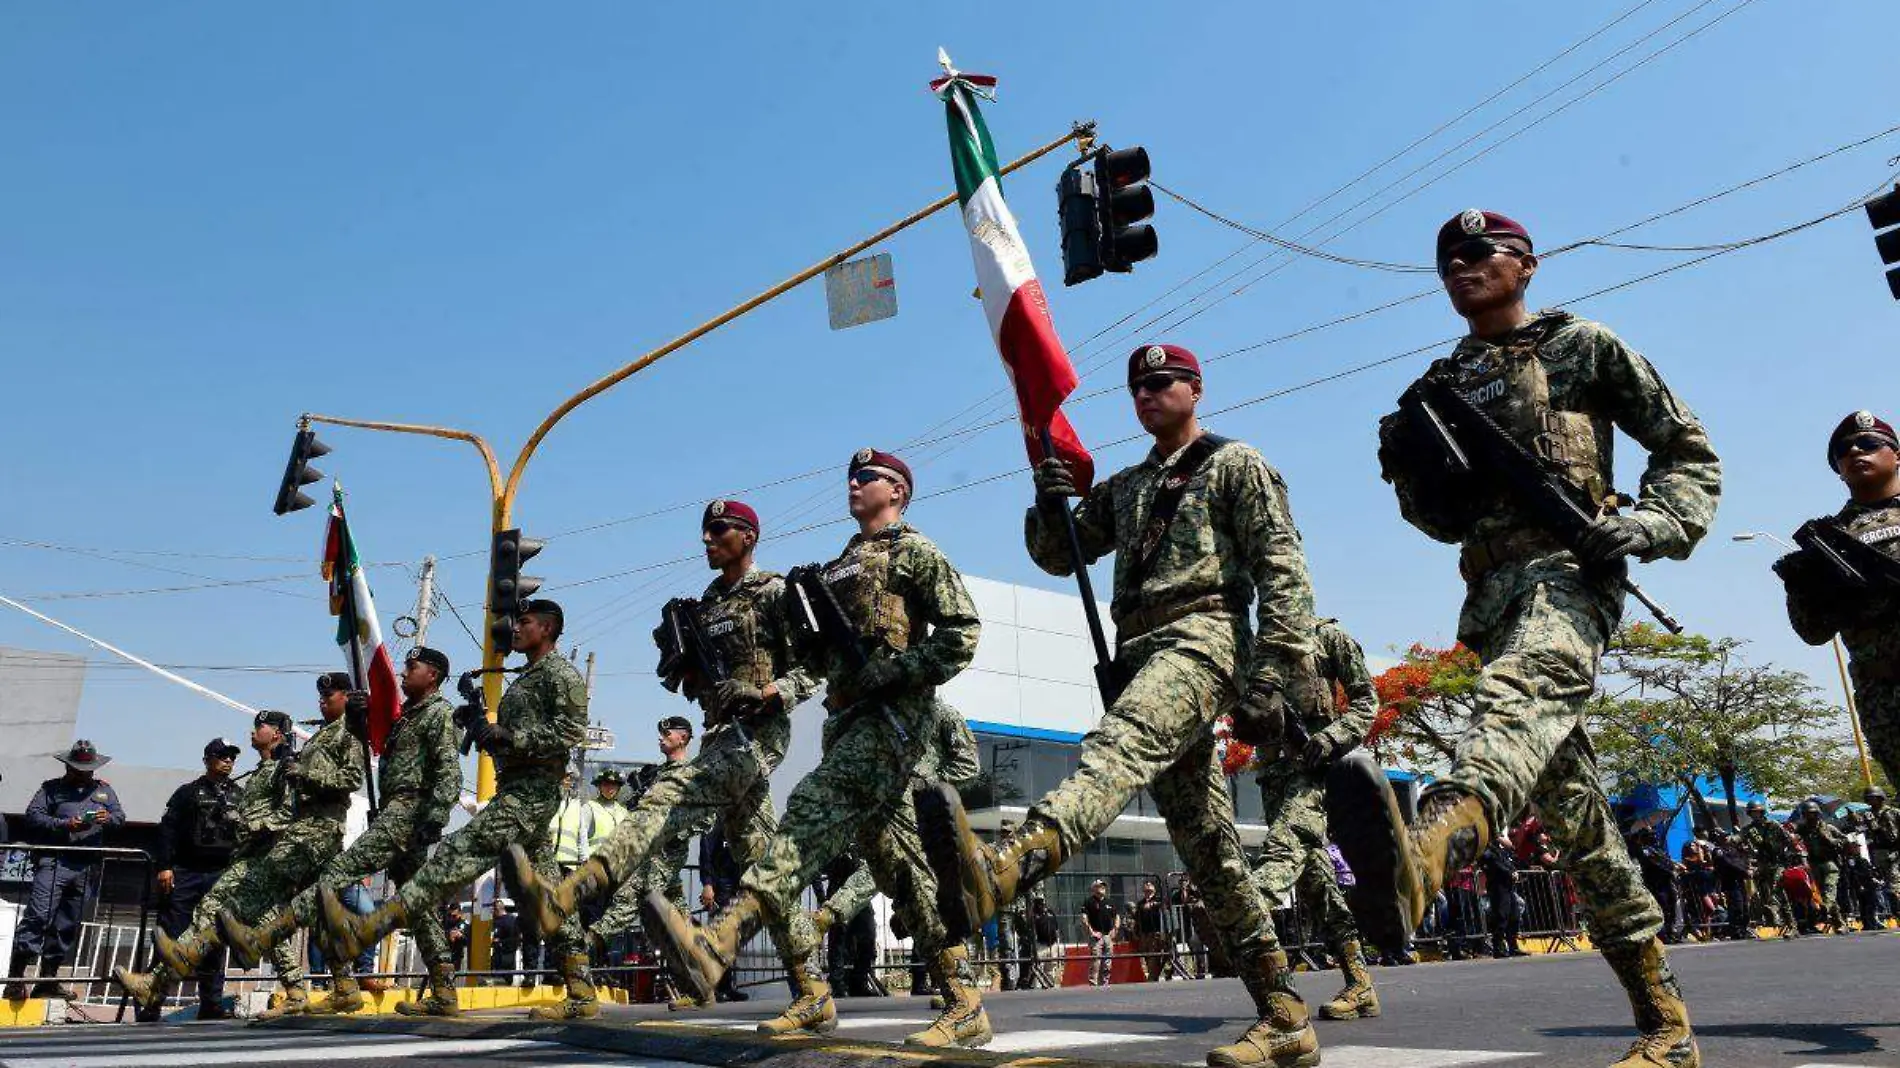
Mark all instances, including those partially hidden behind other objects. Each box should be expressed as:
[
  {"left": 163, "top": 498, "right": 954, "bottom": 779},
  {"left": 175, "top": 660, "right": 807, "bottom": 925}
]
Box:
[
  {"left": 1863, "top": 787, "right": 1900, "bottom": 909},
  {"left": 1778, "top": 412, "right": 1900, "bottom": 792},
  {"left": 218, "top": 648, "right": 463, "bottom": 1016},
  {"left": 1251, "top": 618, "right": 1380, "bottom": 1021},
  {"left": 1738, "top": 800, "right": 1797, "bottom": 937},
  {"left": 1793, "top": 802, "right": 1848, "bottom": 934},
  {"left": 315, "top": 601, "right": 590, "bottom": 1019},
  {"left": 918, "top": 344, "right": 1327, "bottom": 1067},
  {"left": 115, "top": 693, "right": 363, "bottom": 1020},
  {"left": 147, "top": 737, "right": 244, "bottom": 1021},
  {"left": 1375, "top": 210, "right": 1719, "bottom": 1068},
  {"left": 5, "top": 741, "right": 125, "bottom": 1002},
  {"left": 639, "top": 449, "right": 987, "bottom": 1048},
  {"left": 507, "top": 502, "right": 817, "bottom": 1022}
]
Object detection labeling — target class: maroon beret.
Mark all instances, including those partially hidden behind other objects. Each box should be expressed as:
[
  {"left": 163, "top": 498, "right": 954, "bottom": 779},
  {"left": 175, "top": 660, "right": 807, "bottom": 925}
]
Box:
[
  {"left": 1127, "top": 343, "right": 1202, "bottom": 383},
  {"left": 703, "top": 499, "right": 760, "bottom": 534},
  {"left": 1436, "top": 209, "right": 1533, "bottom": 260},
  {"left": 1828, "top": 410, "right": 1899, "bottom": 469},
  {"left": 848, "top": 447, "right": 913, "bottom": 493}
]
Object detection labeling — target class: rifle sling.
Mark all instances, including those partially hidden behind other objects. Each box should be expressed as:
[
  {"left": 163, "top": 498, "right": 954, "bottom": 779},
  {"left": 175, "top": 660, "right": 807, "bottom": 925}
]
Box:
[{"left": 1117, "top": 434, "right": 1230, "bottom": 618}]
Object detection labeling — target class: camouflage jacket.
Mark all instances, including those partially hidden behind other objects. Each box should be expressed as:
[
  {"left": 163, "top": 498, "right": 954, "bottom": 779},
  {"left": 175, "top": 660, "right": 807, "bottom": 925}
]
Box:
[
  {"left": 1739, "top": 818, "right": 1796, "bottom": 867},
  {"left": 1868, "top": 805, "right": 1900, "bottom": 851},
  {"left": 494, "top": 651, "right": 589, "bottom": 775},
  {"left": 378, "top": 690, "right": 463, "bottom": 829},
  {"left": 290, "top": 716, "right": 367, "bottom": 821},
  {"left": 1026, "top": 434, "right": 1317, "bottom": 696},
  {"left": 1307, "top": 619, "right": 1378, "bottom": 750},
  {"left": 1379, "top": 310, "right": 1720, "bottom": 566},
  {"left": 912, "top": 699, "right": 980, "bottom": 788},
  {"left": 236, "top": 752, "right": 297, "bottom": 844},
  {"left": 693, "top": 568, "right": 818, "bottom": 758},
  {"left": 1797, "top": 820, "right": 1847, "bottom": 866},
  {"left": 1784, "top": 496, "right": 1900, "bottom": 688},
  {"left": 812, "top": 521, "right": 981, "bottom": 697}
]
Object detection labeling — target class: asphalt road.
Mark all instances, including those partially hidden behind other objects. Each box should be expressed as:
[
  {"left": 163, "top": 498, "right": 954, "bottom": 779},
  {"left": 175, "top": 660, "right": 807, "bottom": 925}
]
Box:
[{"left": 0, "top": 932, "right": 1893, "bottom": 1067}]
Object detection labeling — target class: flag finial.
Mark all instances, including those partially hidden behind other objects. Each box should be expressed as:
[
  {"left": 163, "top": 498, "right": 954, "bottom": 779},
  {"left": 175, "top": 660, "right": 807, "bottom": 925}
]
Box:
[
  {"left": 937, "top": 47, "right": 955, "bottom": 77},
  {"left": 928, "top": 49, "right": 997, "bottom": 99}
]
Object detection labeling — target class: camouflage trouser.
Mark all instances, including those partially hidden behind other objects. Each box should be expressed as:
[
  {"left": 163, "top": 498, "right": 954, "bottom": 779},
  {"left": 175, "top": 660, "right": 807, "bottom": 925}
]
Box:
[
  {"left": 393, "top": 774, "right": 582, "bottom": 964},
  {"left": 1254, "top": 763, "right": 1358, "bottom": 949},
  {"left": 160, "top": 819, "right": 342, "bottom": 989},
  {"left": 852, "top": 777, "right": 951, "bottom": 961},
  {"left": 739, "top": 695, "right": 932, "bottom": 969},
  {"left": 820, "top": 861, "right": 879, "bottom": 925},
  {"left": 1857, "top": 681, "right": 1900, "bottom": 792},
  {"left": 1752, "top": 865, "right": 1793, "bottom": 928},
  {"left": 1811, "top": 862, "right": 1845, "bottom": 927},
  {"left": 589, "top": 814, "right": 705, "bottom": 941},
  {"left": 1029, "top": 645, "right": 1281, "bottom": 975},
  {"left": 251, "top": 796, "right": 451, "bottom": 971},
  {"left": 1445, "top": 562, "right": 1662, "bottom": 947},
  {"left": 1873, "top": 851, "right": 1900, "bottom": 906},
  {"left": 590, "top": 720, "right": 784, "bottom": 886}
]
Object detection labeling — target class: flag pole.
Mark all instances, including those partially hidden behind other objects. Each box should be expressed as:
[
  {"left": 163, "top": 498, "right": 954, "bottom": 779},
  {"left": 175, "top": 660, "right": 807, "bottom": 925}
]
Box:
[
  {"left": 333, "top": 488, "right": 380, "bottom": 819},
  {"left": 1038, "top": 427, "right": 1116, "bottom": 702}
]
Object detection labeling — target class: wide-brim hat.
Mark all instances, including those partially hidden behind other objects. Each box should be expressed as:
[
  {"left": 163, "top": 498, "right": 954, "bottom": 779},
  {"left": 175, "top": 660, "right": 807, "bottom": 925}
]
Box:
[{"left": 56, "top": 739, "right": 111, "bottom": 771}]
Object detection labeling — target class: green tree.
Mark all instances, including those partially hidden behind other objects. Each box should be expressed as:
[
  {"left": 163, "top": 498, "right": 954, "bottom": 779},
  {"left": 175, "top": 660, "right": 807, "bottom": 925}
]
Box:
[
  {"left": 1369, "top": 643, "right": 1482, "bottom": 774},
  {"left": 1588, "top": 625, "right": 1851, "bottom": 827}
]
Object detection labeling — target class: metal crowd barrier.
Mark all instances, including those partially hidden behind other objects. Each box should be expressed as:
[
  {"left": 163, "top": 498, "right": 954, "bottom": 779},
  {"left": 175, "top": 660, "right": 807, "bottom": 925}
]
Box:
[{"left": 0, "top": 844, "right": 156, "bottom": 1022}]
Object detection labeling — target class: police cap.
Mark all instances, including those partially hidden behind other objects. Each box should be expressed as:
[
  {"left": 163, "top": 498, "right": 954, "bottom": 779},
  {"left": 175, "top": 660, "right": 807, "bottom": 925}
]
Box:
[
  {"left": 593, "top": 767, "right": 624, "bottom": 785},
  {"left": 203, "top": 737, "right": 242, "bottom": 760}
]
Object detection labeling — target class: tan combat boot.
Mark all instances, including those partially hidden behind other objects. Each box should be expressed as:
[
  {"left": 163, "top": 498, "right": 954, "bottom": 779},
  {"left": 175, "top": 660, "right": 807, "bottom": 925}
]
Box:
[
  {"left": 256, "top": 982, "right": 312, "bottom": 1020},
  {"left": 1207, "top": 950, "right": 1320, "bottom": 1068},
  {"left": 112, "top": 964, "right": 174, "bottom": 1015},
  {"left": 904, "top": 945, "right": 992, "bottom": 1048},
  {"left": 811, "top": 905, "right": 837, "bottom": 940},
  {"left": 1403, "top": 789, "right": 1491, "bottom": 931},
  {"left": 1318, "top": 939, "right": 1379, "bottom": 1020},
  {"left": 304, "top": 968, "right": 367, "bottom": 1016},
  {"left": 218, "top": 908, "right": 299, "bottom": 969},
  {"left": 915, "top": 783, "right": 1063, "bottom": 941},
  {"left": 666, "top": 992, "right": 705, "bottom": 1011},
  {"left": 757, "top": 961, "right": 839, "bottom": 1036},
  {"left": 152, "top": 926, "right": 220, "bottom": 979},
  {"left": 505, "top": 845, "right": 613, "bottom": 940},
  {"left": 318, "top": 885, "right": 408, "bottom": 963},
  {"left": 641, "top": 888, "right": 763, "bottom": 1005},
  {"left": 527, "top": 954, "right": 600, "bottom": 1020},
  {"left": 1603, "top": 937, "right": 1700, "bottom": 1067},
  {"left": 394, "top": 962, "right": 462, "bottom": 1017}
]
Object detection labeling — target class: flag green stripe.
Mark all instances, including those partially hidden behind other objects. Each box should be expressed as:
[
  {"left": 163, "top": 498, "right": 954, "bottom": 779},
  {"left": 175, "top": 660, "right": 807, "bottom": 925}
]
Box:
[{"left": 944, "top": 85, "right": 1002, "bottom": 207}]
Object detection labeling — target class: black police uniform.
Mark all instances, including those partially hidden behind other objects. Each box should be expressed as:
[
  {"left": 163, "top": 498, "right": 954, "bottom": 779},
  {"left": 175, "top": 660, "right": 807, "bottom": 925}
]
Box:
[
  {"left": 154, "top": 772, "right": 241, "bottom": 1013},
  {"left": 11, "top": 776, "right": 126, "bottom": 978}
]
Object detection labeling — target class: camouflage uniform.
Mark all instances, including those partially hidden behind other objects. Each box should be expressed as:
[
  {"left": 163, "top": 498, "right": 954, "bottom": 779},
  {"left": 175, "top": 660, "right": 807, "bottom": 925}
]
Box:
[
  {"left": 254, "top": 691, "right": 462, "bottom": 968},
  {"left": 1023, "top": 434, "right": 1318, "bottom": 995},
  {"left": 1378, "top": 309, "right": 1720, "bottom": 951},
  {"left": 747, "top": 522, "right": 981, "bottom": 968},
  {"left": 1738, "top": 817, "right": 1797, "bottom": 929},
  {"left": 586, "top": 570, "right": 815, "bottom": 951},
  {"left": 1253, "top": 620, "right": 1376, "bottom": 955},
  {"left": 147, "top": 718, "right": 363, "bottom": 994},
  {"left": 389, "top": 654, "right": 588, "bottom": 957},
  {"left": 1865, "top": 803, "right": 1900, "bottom": 905},
  {"left": 1795, "top": 819, "right": 1848, "bottom": 930},
  {"left": 589, "top": 793, "right": 709, "bottom": 943}
]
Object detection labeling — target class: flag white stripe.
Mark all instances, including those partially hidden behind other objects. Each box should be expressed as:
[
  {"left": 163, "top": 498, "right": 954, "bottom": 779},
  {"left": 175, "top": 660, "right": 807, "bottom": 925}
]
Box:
[{"left": 962, "top": 175, "right": 1038, "bottom": 345}]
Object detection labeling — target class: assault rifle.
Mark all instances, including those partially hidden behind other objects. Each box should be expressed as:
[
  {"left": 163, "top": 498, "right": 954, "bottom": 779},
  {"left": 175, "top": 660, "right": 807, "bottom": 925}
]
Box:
[
  {"left": 1789, "top": 518, "right": 1900, "bottom": 602},
  {"left": 1398, "top": 376, "right": 1683, "bottom": 633},
  {"left": 653, "top": 598, "right": 747, "bottom": 743},
  {"left": 783, "top": 564, "right": 909, "bottom": 746},
  {"left": 451, "top": 667, "right": 512, "bottom": 756}
]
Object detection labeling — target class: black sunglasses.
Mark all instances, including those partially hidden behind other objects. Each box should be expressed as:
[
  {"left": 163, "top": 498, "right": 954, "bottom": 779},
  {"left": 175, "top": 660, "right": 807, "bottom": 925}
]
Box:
[
  {"left": 705, "top": 519, "right": 746, "bottom": 537},
  {"left": 1838, "top": 434, "right": 1894, "bottom": 456},
  {"left": 850, "top": 469, "right": 896, "bottom": 486},
  {"left": 1129, "top": 372, "right": 1192, "bottom": 396},
  {"left": 1437, "top": 238, "right": 1525, "bottom": 276}
]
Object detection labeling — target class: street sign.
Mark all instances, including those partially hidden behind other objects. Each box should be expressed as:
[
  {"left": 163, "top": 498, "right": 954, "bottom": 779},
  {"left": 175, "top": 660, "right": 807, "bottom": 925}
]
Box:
[
  {"left": 582, "top": 724, "right": 616, "bottom": 751},
  {"left": 824, "top": 252, "right": 898, "bottom": 330}
]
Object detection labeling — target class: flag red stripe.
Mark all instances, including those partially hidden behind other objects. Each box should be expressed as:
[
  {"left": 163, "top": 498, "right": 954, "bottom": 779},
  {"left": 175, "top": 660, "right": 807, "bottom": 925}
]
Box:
[
  {"left": 366, "top": 643, "right": 401, "bottom": 754},
  {"left": 997, "top": 280, "right": 1092, "bottom": 487}
]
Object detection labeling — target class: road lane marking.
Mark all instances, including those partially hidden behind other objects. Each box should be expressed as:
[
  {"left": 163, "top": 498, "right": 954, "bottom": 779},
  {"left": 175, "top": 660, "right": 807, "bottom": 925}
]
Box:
[
  {"left": 984, "top": 1029, "right": 1170, "bottom": 1053},
  {"left": 1310, "top": 1049, "right": 1538, "bottom": 1067},
  {"left": 1, "top": 1037, "right": 555, "bottom": 1067}
]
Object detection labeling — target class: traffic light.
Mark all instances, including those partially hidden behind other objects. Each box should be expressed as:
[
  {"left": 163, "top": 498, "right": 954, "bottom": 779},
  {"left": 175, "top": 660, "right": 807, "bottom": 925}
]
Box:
[
  {"left": 488, "top": 528, "right": 544, "bottom": 650},
  {"left": 1866, "top": 185, "right": 1900, "bottom": 300},
  {"left": 1095, "top": 146, "right": 1157, "bottom": 274},
  {"left": 1057, "top": 145, "right": 1158, "bottom": 286},
  {"left": 272, "top": 428, "right": 330, "bottom": 515}
]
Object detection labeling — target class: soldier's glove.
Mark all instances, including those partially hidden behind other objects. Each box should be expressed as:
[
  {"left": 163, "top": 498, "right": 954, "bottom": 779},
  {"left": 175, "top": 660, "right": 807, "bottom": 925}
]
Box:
[
  {"left": 413, "top": 821, "right": 444, "bottom": 848},
  {"left": 1300, "top": 732, "right": 1343, "bottom": 772},
  {"left": 343, "top": 690, "right": 371, "bottom": 739},
  {"left": 679, "top": 670, "right": 707, "bottom": 703},
  {"left": 1578, "top": 515, "right": 1651, "bottom": 565},
  {"left": 1033, "top": 457, "right": 1079, "bottom": 509},
  {"left": 282, "top": 760, "right": 306, "bottom": 785},
  {"left": 711, "top": 679, "right": 767, "bottom": 720},
  {"left": 835, "top": 656, "right": 907, "bottom": 708},
  {"left": 465, "top": 716, "right": 512, "bottom": 754},
  {"left": 1231, "top": 684, "right": 1290, "bottom": 749}
]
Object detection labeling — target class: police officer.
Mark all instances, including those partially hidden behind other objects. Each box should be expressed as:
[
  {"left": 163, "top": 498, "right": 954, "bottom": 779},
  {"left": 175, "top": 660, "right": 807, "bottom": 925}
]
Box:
[
  {"left": 317, "top": 600, "right": 589, "bottom": 1021},
  {"left": 641, "top": 451, "right": 986, "bottom": 1048},
  {"left": 920, "top": 346, "right": 1324, "bottom": 1065},
  {"left": 507, "top": 502, "right": 821, "bottom": 1026},
  {"left": 1779, "top": 412, "right": 1900, "bottom": 797},
  {"left": 149, "top": 738, "right": 243, "bottom": 1020},
  {"left": 5, "top": 741, "right": 125, "bottom": 1001},
  {"left": 1376, "top": 210, "right": 1719, "bottom": 1068}
]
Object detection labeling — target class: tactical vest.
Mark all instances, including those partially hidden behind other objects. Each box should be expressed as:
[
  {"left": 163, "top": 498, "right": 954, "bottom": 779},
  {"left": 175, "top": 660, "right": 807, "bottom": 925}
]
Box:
[
  {"left": 1841, "top": 503, "right": 1900, "bottom": 562},
  {"left": 192, "top": 780, "right": 239, "bottom": 853},
  {"left": 700, "top": 578, "right": 780, "bottom": 691},
  {"left": 821, "top": 528, "right": 912, "bottom": 654},
  {"left": 1448, "top": 311, "right": 1609, "bottom": 508}
]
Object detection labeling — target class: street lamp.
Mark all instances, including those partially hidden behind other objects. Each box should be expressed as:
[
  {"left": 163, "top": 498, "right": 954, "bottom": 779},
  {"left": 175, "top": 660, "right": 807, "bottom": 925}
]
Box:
[{"left": 1732, "top": 531, "right": 1874, "bottom": 788}]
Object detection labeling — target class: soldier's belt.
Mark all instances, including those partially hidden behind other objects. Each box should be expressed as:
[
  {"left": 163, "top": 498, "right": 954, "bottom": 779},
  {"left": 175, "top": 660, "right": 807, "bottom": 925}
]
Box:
[
  {"left": 1115, "top": 594, "right": 1237, "bottom": 643},
  {"left": 1458, "top": 530, "right": 1564, "bottom": 580},
  {"left": 498, "top": 756, "right": 568, "bottom": 779}
]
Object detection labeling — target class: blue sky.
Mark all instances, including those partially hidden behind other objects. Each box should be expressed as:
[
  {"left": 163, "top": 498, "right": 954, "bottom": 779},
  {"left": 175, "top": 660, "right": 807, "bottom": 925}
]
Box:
[{"left": 2, "top": 2, "right": 1895, "bottom": 772}]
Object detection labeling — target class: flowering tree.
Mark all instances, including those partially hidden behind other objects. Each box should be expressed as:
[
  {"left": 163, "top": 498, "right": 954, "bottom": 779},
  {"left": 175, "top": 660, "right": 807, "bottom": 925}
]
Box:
[{"left": 1368, "top": 642, "right": 1481, "bottom": 773}]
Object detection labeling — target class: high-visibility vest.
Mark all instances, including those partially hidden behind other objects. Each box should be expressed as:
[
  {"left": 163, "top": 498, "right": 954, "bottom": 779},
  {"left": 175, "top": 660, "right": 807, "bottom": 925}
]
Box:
[
  {"left": 588, "top": 799, "right": 629, "bottom": 850},
  {"left": 549, "top": 798, "right": 594, "bottom": 866}
]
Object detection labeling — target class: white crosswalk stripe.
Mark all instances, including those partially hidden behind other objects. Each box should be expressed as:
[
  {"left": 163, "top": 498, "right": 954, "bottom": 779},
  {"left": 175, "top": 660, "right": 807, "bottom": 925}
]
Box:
[
  {"left": 0, "top": 1037, "right": 558, "bottom": 1068},
  {"left": 1307, "top": 1048, "right": 1539, "bottom": 1067},
  {"left": 983, "top": 1029, "right": 1170, "bottom": 1053},
  {"left": 0, "top": 1032, "right": 390, "bottom": 1058},
  {"left": 689, "top": 1014, "right": 929, "bottom": 1031}
]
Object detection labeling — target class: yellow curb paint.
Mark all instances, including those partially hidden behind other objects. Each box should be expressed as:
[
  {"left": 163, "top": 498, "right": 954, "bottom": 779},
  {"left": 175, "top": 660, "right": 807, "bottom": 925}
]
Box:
[{"left": 0, "top": 998, "right": 50, "bottom": 1028}]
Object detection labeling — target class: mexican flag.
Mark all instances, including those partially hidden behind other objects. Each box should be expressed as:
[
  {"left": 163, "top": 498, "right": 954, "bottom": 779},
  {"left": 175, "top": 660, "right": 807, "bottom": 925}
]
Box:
[
  {"left": 933, "top": 57, "right": 1094, "bottom": 489},
  {"left": 322, "top": 487, "right": 401, "bottom": 754}
]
